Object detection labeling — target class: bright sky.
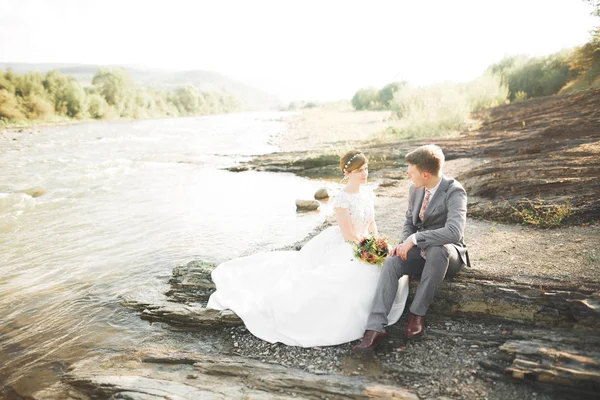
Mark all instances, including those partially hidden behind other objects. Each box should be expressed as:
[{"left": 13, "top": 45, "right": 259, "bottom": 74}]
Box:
[{"left": 0, "top": 0, "right": 597, "bottom": 102}]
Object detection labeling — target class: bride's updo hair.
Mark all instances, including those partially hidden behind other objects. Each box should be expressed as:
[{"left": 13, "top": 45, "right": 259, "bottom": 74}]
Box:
[{"left": 340, "top": 150, "right": 367, "bottom": 175}]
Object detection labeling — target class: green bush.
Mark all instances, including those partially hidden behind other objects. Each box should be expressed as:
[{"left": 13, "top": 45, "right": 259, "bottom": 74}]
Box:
[
  {"left": 377, "top": 82, "right": 407, "bottom": 109},
  {"left": 86, "top": 93, "right": 109, "bottom": 119},
  {"left": 487, "top": 52, "right": 578, "bottom": 100},
  {"left": 15, "top": 72, "right": 46, "bottom": 98},
  {"left": 0, "top": 71, "right": 16, "bottom": 93},
  {"left": 92, "top": 68, "right": 135, "bottom": 113},
  {"left": 0, "top": 89, "right": 25, "bottom": 120},
  {"left": 0, "top": 68, "right": 242, "bottom": 125},
  {"left": 565, "top": 25, "right": 600, "bottom": 91},
  {"left": 43, "top": 70, "right": 65, "bottom": 97},
  {"left": 57, "top": 79, "right": 86, "bottom": 118},
  {"left": 351, "top": 87, "right": 379, "bottom": 110},
  {"left": 22, "top": 94, "right": 55, "bottom": 119},
  {"left": 174, "top": 85, "right": 200, "bottom": 114}
]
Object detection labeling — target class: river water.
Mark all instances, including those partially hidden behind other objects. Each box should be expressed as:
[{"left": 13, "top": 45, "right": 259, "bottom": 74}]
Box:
[{"left": 0, "top": 112, "right": 336, "bottom": 395}]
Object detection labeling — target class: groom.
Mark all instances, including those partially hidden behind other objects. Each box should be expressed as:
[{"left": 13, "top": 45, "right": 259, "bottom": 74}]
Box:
[{"left": 354, "top": 145, "right": 470, "bottom": 351}]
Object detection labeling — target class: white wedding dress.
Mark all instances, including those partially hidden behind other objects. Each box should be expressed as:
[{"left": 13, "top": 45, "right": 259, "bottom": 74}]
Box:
[{"left": 207, "top": 188, "right": 409, "bottom": 347}]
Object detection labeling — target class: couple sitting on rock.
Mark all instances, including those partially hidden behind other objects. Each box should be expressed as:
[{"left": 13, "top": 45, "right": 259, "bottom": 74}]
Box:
[{"left": 208, "top": 144, "right": 470, "bottom": 350}]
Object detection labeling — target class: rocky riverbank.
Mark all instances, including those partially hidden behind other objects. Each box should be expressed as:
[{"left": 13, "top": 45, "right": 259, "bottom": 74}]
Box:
[
  {"left": 237, "top": 89, "right": 600, "bottom": 225},
  {"left": 28, "top": 93, "right": 600, "bottom": 400}
]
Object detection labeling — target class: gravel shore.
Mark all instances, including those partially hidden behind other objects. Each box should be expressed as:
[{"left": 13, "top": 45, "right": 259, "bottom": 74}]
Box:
[{"left": 218, "top": 314, "right": 558, "bottom": 400}]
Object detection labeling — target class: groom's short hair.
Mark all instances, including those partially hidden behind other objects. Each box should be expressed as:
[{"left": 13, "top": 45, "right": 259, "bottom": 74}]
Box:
[{"left": 405, "top": 145, "right": 444, "bottom": 176}]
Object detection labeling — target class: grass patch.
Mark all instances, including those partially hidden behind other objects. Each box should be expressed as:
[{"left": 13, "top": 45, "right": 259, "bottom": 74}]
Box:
[
  {"left": 504, "top": 196, "right": 573, "bottom": 228},
  {"left": 385, "top": 75, "right": 508, "bottom": 139}
]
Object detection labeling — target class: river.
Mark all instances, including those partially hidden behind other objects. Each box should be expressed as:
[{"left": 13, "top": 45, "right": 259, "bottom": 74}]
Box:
[{"left": 0, "top": 112, "right": 336, "bottom": 396}]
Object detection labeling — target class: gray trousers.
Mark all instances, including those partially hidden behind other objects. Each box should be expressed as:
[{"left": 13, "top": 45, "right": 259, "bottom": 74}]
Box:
[{"left": 365, "top": 245, "right": 464, "bottom": 332}]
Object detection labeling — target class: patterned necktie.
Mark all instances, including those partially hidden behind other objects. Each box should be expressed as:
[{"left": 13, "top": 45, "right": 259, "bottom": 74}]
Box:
[
  {"left": 419, "top": 190, "right": 431, "bottom": 222},
  {"left": 419, "top": 190, "right": 431, "bottom": 259}
]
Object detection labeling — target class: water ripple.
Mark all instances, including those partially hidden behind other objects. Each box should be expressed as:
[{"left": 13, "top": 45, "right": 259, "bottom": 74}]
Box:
[{"left": 0, "top": 112, "right": 331, "bottom": 396}]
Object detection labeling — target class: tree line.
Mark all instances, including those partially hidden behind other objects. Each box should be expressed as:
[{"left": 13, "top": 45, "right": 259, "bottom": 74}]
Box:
[
  {"left": 349, "top": 2, "right": 599, "bottom": 138},
  {"left": 0, "top": 68, "right": 242, "bottom": 125},
  {"left": 352, "top": 2, "right": 600, "bottom": 113},
  {"left": 352, "top": 49, "right": 598, "bottom": 113}
]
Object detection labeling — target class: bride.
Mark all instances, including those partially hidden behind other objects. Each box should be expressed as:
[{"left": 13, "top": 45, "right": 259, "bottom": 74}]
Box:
[{"left": 207, "top": 150, "right": 409, "bottom": 347}]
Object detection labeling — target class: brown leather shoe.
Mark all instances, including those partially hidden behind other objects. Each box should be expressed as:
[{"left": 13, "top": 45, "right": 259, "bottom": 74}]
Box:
[
  {"left": 406, "top": 313, "right": 425, "bottom": 339},
  {"left": 352, "top": 330, "right": 388, "bottom": 352}
]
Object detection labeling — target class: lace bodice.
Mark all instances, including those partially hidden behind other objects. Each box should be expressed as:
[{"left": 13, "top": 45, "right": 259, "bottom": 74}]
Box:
[{"left": 333, "top": 188, "right": 375, "bottom": 236}]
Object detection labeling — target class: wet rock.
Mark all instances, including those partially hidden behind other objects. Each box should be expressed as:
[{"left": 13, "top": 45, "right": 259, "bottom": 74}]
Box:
[
  {"left": 228, "top": 165, "right": 249, "bottom": 172},
  {"left": 379, "top": 170, "right": 406, "bottom": 180},
  {"left": 166, "top": 260, "right": 216, "bottom": 303},
  {"left": 377, "top": 179, "right": 399, "bottom": 188},
  {"left": 123, "top": 301, "right": 242, "bottom": 331},
  {"left": 314, "top": 187, "right": 331, "bottom": 200},
  {"left": 296, "top": 199, "right": 320, "bottom": 211},
  {"left": 21, "top": 186, "right": 47, "bottom": 198}
]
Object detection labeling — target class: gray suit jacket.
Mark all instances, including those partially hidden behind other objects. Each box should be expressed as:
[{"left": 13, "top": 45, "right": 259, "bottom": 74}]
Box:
[{"left": 400, "top": 176, "right": 470, "bottom": 267}]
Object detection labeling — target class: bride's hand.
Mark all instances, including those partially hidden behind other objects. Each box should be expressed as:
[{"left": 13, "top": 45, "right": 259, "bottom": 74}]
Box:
[{"left": 352, "top": 235, "right": 364, "bottom": 244}]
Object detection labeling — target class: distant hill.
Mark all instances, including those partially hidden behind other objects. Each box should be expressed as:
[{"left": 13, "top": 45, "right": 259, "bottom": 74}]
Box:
[{"left": 0, "top": 63, "right": 282, "bottom": 111}]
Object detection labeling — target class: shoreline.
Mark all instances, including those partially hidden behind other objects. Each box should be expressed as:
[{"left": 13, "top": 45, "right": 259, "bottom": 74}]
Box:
[
  {"left": 233, "top": 89, "right": 600, "bottom": 226},
  {"left": 262, "top": 108, "right": 599, "bottom": 291},
  {"left": 0, "top": 108, "right": 278, "bottom": 135}
]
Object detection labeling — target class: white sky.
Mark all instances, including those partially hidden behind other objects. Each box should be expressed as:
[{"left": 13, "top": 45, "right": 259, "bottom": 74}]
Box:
[{"left": 0, "top": 0, "right": 597, "bottom": 102}]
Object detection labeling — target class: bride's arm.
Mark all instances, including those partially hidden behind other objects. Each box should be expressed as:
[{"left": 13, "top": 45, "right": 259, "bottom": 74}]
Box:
[
  {"left": 368, "top": 189, "right": 378, "bottom": 235},
  {"left": 335, "top": 207, "right": 362, "bottom": 243},
  {"left": 368, "top": 220, "right": 378, "bottom": 236}
]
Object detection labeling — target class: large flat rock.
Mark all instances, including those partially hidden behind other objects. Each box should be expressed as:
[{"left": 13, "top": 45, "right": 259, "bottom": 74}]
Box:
[{"left": 36, "top": 350, "right": 418, "bottom": 400}]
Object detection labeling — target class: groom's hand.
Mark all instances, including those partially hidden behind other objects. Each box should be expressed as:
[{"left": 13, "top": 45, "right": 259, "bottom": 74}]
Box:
[
  {"left": 390, "top": 242, "right": 402, "bottom": 257},
  {"left": 396, "top": 239, "right": 414, "bottom": 260}
]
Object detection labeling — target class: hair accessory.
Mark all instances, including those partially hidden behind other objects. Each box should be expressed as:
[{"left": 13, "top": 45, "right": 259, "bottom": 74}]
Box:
[{"left": 342, "top": 153, "right": 361, "bottom": 174}]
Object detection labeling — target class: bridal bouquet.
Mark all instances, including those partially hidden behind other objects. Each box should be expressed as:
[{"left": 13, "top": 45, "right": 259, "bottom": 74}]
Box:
[{"left": 351, "top": 235, "right": 389, "bottom": 266}]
